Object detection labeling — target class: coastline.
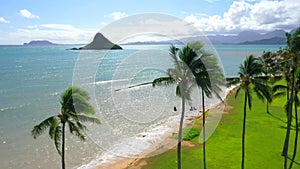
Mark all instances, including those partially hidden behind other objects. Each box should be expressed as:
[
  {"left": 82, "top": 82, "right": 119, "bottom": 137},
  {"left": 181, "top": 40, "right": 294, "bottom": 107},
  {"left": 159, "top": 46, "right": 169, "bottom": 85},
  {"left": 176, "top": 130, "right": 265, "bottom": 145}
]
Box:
[{"left": 88, "top": 86, "right": 236, "bottom": 169}]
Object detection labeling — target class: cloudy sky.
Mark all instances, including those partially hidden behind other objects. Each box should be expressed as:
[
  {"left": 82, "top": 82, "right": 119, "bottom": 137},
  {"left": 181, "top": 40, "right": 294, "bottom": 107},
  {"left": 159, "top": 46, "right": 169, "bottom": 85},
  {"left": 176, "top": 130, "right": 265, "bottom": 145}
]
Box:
[{"left": 0, "top": 0, "right": 299, "bottom": 45}]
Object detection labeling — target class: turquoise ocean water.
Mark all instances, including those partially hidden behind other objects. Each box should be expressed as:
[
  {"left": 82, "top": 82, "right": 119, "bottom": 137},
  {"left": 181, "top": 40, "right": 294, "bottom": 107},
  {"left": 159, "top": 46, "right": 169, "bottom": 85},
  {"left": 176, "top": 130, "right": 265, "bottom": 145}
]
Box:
[{"left": 0, "top": 44, "right": 284, "bottom": 169}]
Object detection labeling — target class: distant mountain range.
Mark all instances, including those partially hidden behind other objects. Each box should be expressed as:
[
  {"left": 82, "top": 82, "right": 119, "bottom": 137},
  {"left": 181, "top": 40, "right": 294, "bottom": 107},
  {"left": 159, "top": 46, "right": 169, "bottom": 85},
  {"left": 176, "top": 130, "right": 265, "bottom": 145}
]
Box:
[
  {"left": 206, "top": 29, "right": 286, "bottom": 44},
  {"left": 125, "top": 29, "right": 294, "bottom": 45},
  {"left": 23, "top": 28, "right": 297, "bottom": 47}
]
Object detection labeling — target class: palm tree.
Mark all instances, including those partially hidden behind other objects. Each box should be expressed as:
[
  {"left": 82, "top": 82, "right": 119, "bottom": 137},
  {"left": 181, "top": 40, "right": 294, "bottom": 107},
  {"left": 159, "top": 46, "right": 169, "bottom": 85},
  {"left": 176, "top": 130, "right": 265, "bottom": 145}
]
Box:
[
  {"left": 31, "top": 86, "right": 100, "bottom": 169},
  {"left": 153, "top": 43, "right": 224, "bottom": 169},
  {"left": 227, "top": 55, "right": 271, "bottom": 169},
  {"left": 153, "top": 45, "right": 195, "bottom": 169},
  {"left": 261, "top": 51, "right": 283, "bottom": 113},
  {"left": 280, "top": 29, "right": 300, "bottom": 169},
  {"left": 288, "top": 69, "right": 300, "bottom": 169},
  {"left": 181, "top": 42, "right": 225, "bottom": 169}
]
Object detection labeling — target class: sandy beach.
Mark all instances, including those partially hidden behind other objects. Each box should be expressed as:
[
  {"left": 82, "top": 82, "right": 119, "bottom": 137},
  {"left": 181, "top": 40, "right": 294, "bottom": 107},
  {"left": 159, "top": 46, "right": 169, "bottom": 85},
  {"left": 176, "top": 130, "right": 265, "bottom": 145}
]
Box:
[
  {"left": 93, "top": 101, "right": 231, "bottom": 169},
  {"left": 93, "top": 119, "right": 194, "bottom": 169},
  {"left": 92, "top": 86, "right": 236, "bottom": 169}
]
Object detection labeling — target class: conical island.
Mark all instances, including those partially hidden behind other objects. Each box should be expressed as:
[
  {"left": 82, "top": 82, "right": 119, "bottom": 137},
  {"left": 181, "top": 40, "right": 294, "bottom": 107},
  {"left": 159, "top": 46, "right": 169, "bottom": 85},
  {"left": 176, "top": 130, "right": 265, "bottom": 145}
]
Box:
[{"left": 71, "top": 33, "right": 122, "bottom": 50}]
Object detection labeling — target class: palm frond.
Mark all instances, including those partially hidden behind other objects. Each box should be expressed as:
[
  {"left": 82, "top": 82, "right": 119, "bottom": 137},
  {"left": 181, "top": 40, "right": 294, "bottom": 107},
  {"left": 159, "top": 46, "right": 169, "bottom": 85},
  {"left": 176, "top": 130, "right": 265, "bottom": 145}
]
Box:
[
  {"left": 214, "top": 90, "right": 225, "bottom": 104},
  {"left": 253, "top": 82, "right": 272, "bottom": 103},
  {"left": 226, "top": 77, "right": 240, "bottom": 87},
  {"left": 49, "top": 118, "right": 59, "bottom": 139},
  {"left": 235, "top": 86, "right": 242, "bottom": 99},
  {"left": 76, "top": 121, "right": 87, "bottom": 131},
  {"left": 69, "top": 86, "right": 89, "bottom": 99},
  {"left": 32, "top": 116, "right": 57, "bottom": 139},
  {"left": 54, "top": 125, "right": 62, "bottom": 155},
  {"left": 72, "top": 114, "right": 101, "bottom": 124},
  {"left": 273, "top": 91, "right": 286, "bottom": 99},
  {"left": 152, "top": 76, "right": 175, "bottom": 87},
  {"left": 273, "top": 84, "right": 287, "bottom": 92},
  {"left": 68, "top": 121, "right": 85, "bottom": 141},
  {"left": 254, "top": 86, "right": 266, "bottom": 102}
]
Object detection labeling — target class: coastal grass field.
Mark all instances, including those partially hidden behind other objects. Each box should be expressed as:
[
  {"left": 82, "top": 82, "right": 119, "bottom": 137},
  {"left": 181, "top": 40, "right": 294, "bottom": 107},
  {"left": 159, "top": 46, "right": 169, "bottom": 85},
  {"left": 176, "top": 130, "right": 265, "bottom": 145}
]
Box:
[{"left": 128, "top": 89, "right": 300, "bottom": 169}]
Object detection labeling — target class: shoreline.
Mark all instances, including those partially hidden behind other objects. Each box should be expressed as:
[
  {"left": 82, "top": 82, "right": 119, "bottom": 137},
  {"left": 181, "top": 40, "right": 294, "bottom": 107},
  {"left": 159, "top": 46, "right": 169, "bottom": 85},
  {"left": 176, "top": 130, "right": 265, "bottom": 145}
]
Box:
[{"left": 88, "top": 86, "right": 236, "bottom": 169}]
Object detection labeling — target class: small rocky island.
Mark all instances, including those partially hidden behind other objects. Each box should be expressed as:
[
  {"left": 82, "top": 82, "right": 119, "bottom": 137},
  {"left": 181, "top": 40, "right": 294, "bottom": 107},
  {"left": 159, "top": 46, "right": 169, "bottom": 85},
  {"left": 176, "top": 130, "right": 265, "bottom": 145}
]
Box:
[
  {"left": 23, "top": 40, "right": 57, "bottom": 46},
  {"left": 71, "top": 33, "right": 122, "bottom": 50}
]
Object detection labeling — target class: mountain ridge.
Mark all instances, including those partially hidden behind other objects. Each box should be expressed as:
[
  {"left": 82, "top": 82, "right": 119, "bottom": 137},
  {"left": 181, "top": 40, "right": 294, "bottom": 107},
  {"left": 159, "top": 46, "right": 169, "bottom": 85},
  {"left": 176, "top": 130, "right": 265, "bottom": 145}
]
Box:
[{"left": 124, "top": 29, "right": 289, "bottom": 45}]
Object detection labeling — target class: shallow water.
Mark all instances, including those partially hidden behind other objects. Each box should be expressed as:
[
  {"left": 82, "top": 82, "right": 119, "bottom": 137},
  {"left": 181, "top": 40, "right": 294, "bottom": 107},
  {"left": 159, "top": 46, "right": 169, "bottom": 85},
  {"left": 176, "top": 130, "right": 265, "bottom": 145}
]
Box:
[{"left": 0, "top": 44, "right": 284, "bottom": 169}]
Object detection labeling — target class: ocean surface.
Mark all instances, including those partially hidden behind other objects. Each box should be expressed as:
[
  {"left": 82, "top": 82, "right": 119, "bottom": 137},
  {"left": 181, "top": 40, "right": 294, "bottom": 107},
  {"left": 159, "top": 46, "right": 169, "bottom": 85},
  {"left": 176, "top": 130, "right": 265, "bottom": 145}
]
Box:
[{"left": 0, "top": 44, "right": 284, "bottom": 169}]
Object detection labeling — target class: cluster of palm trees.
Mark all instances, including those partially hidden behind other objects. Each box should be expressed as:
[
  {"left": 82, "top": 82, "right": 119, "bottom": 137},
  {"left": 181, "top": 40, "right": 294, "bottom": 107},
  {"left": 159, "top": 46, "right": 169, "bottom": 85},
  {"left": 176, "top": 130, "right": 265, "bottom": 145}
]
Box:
[
  {"left": 31, "top": 28, "right": 299, "bottom": 169},
  {"left": 153, "top": 27, "right": 300, "bottom": 169},
  {"left": 152, "top": 42, "right": 225, "bottom": 169},
  {"left": 227, "top": 27, "right": 300, "bottom": 169}
]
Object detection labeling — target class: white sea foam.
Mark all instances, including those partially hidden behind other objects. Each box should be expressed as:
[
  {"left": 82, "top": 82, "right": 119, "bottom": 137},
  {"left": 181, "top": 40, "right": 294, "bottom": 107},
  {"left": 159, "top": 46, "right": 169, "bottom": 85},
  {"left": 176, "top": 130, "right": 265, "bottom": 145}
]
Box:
[
  {"left": 0, "top": 104, "right": 30, "bottom": 112},
  {"left": 76, "top": 86, "right": 236, "bottom": 169},
  {"left": 76, "top": 115, "right": 181, "bottom": 169}
]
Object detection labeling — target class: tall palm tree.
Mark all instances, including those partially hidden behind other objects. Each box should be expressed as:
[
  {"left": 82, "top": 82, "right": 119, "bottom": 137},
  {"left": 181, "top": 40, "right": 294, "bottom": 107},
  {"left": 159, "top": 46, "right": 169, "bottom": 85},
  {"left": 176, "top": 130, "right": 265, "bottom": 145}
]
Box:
[
  {"left": 153, "top": 43, "right": 224, "bottom": 169},
  {"left": 288, "top": 69, "right": 300, "bottom": 169},
  {"left": 227, "top": 55, "right": 271, "bottom": 169},
  {"left": 281, "top": 29, "right": 300, "bottom": 169},
  {"left": 181, "top": 42, "right": 225, "bottom": 169},
  {"left": 153, "top": 45, "right": 195, "bottom": 169},
  {"left": 31, "top": 86, "right": 100, "bottom": 169}
]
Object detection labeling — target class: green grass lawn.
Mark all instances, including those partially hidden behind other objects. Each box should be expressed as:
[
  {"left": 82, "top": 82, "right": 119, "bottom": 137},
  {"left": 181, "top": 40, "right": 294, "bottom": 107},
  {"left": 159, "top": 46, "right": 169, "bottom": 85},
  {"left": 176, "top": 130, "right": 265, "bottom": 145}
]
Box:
[{"left": 129, "top": 89, "right": 300, "bottom": 169}]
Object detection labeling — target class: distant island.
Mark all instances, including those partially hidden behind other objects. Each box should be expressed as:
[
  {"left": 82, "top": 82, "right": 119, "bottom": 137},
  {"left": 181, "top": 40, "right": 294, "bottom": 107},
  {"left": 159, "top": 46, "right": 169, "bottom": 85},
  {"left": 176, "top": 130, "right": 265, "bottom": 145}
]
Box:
[
  {"left": 70, "top": 33, "right": 122, "bottom": 50},
  {"left": 23, "top": 40, "right": 57, "bottom": 46}
]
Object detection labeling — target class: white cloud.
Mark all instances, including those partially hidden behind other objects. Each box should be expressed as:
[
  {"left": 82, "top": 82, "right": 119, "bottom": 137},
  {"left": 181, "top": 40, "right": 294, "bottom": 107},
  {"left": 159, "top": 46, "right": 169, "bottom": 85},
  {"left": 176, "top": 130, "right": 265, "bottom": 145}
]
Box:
[
  {"left": 5, "top": 24, "right": 97, "bottom": 44},
  {"left": 0, "top": 17, "right": 9, "bottom": 23},
  {"left": 184, "top": 0, "right": 300, "bottom": 34},
  {"left": 111, "top": 12, "right": 128, "bottom": 20},
  {"left": 99, "top": 13, "right": 207, "bottom": 44},
  {"left": 19, "top": 9, "right": 39, "bottom": 19}
]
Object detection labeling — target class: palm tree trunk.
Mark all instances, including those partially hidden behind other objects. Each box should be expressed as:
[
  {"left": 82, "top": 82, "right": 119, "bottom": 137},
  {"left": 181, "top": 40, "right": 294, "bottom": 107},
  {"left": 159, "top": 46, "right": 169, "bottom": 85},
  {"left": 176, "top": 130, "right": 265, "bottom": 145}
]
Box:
[
  {"left": 62, "top": 122, "right": 66, "bottom": 169},
  {"left": 202, "top": 90, "right": 207, "bottom": 169},
  {"left": 241, "top": 92, "right": 247, "bottom": 169},
  {"left": 283, "top": 95, "right": 293, "bottom": 169},
  {"left": 287, "top": 82, "right": 290, "bottom": 101},
  {"left": 283, "top": 69, "right": 295, "bottom": 169},
  {"left": 288, "top": 96, "right": 299, "bottom": 169},
  {"left": 177, "top": 96, "right": 185, "bottom": 169},
  {"left": 281, "top": 75, "right": 293, "bottom": 157},
  {"left": 267, "top": 102, "right": 270, "bottom": 114}
]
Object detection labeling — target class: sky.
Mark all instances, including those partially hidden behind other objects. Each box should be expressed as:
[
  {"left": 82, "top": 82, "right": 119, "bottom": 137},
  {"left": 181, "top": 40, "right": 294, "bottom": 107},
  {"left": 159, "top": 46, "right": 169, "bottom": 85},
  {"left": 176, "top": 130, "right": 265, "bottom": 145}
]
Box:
[{"left": 0, "top": 0, "right": 299, "bottom": 45}]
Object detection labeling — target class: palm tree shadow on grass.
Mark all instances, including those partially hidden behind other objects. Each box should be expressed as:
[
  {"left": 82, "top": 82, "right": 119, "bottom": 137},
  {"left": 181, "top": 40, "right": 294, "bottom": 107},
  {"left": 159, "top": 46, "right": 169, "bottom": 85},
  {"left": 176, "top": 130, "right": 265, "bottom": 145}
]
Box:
[
  {"left": 287, "top": 157, "right": 300, "bottom": 166},
  {"left": 266, "top": 110, "right": 286, "bottom": 124},
  {"left": 279, "top": 124, "right": 300, "bottom": 132}
]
